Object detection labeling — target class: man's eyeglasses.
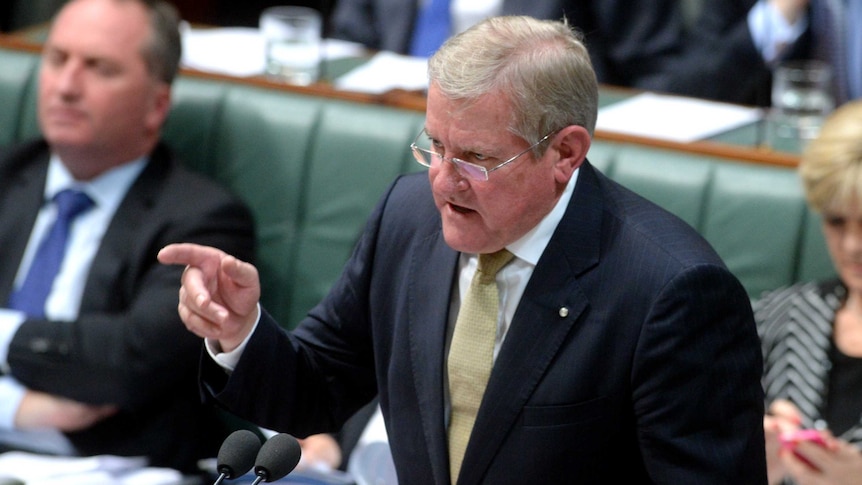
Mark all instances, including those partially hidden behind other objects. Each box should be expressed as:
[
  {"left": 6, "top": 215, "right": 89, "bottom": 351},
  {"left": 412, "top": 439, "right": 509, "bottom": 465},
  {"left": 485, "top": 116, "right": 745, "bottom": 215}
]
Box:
[{"left": 410, "top": 130, "right": 555, "bottom": 182}]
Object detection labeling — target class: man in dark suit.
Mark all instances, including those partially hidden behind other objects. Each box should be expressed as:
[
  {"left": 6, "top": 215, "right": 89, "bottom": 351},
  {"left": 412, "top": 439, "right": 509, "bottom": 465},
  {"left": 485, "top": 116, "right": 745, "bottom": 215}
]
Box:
[
  {"left": 160, "top": 16, "right": 767, "bottom": 483},
  {"left": 662, "top": 0, "right": 860, "bottom": 106},
  {"left": 328, "top": 0, "right": 684, "bottom": 90},
  {"left": 0, "top": 0, "right": 255, "bottom": 474}
]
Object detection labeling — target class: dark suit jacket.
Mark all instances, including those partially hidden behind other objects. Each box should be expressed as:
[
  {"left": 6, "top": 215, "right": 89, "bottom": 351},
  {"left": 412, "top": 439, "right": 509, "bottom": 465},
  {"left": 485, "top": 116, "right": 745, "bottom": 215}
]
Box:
[
  {"left": 0, "top": 140, "right": 256, "bottom": 473},
  {"left": 202, "top": 162, "right": 766, "bottom": 483},
  {"left": 660, "top": 0, "right": 815, "bottom": 106},
  {"left": 329, "top": 0, "right": 684, "bottom": 89}
]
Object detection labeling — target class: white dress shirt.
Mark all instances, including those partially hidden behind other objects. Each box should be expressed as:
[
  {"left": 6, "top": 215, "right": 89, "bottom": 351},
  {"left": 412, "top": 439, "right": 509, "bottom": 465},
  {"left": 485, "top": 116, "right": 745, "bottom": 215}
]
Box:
[{"left": 748, "top": 0, "right": 808, "bottom": 64}]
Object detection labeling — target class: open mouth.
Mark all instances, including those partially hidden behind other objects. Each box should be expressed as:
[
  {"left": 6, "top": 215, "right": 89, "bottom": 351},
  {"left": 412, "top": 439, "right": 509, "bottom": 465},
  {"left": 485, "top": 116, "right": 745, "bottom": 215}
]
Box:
[{"left": 449, "top": 203, "right": 473, "bottom": 214}]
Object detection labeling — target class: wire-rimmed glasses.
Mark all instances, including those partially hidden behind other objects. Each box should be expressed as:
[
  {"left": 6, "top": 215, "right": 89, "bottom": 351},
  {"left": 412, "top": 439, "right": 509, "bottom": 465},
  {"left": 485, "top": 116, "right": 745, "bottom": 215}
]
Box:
[{"left": 409, "top": 129, "right": 555, "bottom": 182}]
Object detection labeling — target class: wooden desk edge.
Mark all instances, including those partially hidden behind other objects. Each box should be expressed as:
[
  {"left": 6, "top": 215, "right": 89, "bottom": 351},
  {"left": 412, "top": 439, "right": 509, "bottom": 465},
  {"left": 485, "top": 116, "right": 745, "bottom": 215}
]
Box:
[{"left": 0, "top": 34, "right": 798, "bottom": 169}]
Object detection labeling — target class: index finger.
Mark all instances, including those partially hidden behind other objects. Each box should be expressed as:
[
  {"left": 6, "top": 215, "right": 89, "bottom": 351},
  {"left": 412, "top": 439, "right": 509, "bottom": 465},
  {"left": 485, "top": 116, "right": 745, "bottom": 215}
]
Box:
[{"left": 158, "top": 243, "right": 225, "bottom": 266}]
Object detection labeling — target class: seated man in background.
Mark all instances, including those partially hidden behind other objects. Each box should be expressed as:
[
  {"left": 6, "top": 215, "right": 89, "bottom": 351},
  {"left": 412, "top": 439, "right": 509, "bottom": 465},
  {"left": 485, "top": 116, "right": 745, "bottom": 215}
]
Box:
[
  {"left": 297, "top": 400, "right": 388, "bottom": 477},
  {"left": 662, "top": 0, "right": 860, "bottom": 106},
  {"left": 328, "top": 0, "right": 686, "bottom": 91},
  {"left": 0, "top": 0, "right": 255, "bottom": 475}
]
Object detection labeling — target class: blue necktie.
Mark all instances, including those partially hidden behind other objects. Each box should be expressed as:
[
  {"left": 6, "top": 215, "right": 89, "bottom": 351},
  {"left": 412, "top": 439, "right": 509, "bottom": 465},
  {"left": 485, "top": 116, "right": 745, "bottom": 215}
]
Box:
[
  {"left": 7, "top": 189, "right": 95, "bottom": 318},
  {"left": 409, "top": 0, "right": 451, "bottom": 58}
]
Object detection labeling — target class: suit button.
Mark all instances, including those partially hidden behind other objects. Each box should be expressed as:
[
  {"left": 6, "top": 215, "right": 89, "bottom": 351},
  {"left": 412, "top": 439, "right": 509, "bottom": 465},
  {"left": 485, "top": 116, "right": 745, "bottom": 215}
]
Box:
[
  {"left": 558, "top": 307, "right": 569, "bottom": 317},
  {"left": 29, "top": 338, "right": 51, "bottom": 353}
]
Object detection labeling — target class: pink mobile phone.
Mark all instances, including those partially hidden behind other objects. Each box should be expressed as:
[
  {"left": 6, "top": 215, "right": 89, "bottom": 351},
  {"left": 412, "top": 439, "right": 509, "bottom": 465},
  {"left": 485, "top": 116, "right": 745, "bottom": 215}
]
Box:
[
  {"left": 779, "top": 429, "right": 827, "bottom": 470},
  {"left": 779, "top": 429, "right": 827, "bottom": 449}
]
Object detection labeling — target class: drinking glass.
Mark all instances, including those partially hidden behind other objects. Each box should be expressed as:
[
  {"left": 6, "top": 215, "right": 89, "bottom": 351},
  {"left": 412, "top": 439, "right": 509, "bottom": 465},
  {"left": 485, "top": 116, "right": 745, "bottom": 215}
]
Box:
[
  {"left": 766, "top": 60, "right": 834, "bottom": 152},
  {"left": 260, "top": 6, "right": 322, "bottom": 85}
]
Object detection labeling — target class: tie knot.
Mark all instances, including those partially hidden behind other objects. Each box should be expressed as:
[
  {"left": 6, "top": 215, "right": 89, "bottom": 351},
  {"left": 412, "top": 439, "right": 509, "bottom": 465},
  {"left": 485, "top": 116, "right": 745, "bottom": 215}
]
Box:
[
  {"left": 54, "top": 189, "right": 94, "bottom": 221},
  {"left": 476, "top": 249, "right": 514, "bottom": 283}
]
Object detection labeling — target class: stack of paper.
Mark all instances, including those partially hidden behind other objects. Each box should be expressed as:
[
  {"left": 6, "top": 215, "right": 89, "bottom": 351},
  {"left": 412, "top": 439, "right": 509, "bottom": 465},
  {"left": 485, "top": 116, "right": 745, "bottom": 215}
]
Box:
[
  {"left": 333, "top": 52, "right": 429, "bottom": 94},
  {"left": 0, "top": 452, "right": 183, "bottom": 485}
]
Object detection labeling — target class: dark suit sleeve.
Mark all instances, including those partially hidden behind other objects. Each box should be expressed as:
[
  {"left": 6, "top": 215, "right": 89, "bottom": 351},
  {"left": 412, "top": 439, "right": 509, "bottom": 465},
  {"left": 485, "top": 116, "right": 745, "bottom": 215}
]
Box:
[
  {"left": 581, "top": 0, "right": 687, "bottom": 89},
  {"left": 494, "top": 0, "right": 688, "bottom": 89},
  {"left": 199, "top": 177, "right": 398, "bottom": 438},
  {"left": 329, "top": 0, "right": 416, "bottom": 53},
  {"left": 664, "top": 0, "right": 773, "bottom": 105},
  {"left": 632, "top": 263, "right": 766, "bottom": 482},
  {"left": 7, "top": 160, "right": 256, "bottom": 410}
]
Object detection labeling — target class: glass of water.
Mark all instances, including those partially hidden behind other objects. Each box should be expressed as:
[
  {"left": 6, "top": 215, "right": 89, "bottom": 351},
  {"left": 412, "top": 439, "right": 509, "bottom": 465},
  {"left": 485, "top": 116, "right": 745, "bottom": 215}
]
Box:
[
  {"left": 260, "top": 6, "right": 322, "bottom": 85},
  {"left": 767, "top": 60, "right": 834, "bottom": 152}
]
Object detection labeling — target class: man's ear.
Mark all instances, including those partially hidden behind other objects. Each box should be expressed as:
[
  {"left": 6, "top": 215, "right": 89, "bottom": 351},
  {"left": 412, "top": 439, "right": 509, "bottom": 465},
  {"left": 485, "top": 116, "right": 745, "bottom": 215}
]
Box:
[
  {"left": 552, "top": 125, "right": 591, "bottom": 182},
  {"left": 146, "top": 82, "right": 172, "bottom": 133}
]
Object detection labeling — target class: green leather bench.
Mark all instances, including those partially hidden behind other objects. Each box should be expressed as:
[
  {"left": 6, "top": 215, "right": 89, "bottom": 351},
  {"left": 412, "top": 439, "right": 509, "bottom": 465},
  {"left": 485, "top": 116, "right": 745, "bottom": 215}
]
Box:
[
  {"left": 163, "top": 77, "right": 426, "bottom": 324},
  {"left": 0, "top": 43, "right": 835, "bottom": 329},
  {"left": 589, "top": 142, "right": 835, "bottom": 297}
]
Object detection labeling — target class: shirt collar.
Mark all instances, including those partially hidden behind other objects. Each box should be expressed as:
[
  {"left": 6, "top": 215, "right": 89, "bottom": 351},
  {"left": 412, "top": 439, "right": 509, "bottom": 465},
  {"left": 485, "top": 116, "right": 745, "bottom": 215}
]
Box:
[
  {"left": 45, "top": 155, "right": 149, "bottom": 210},
  {"left": 506, "top": 167, "right": 579, "bottom": 266}
]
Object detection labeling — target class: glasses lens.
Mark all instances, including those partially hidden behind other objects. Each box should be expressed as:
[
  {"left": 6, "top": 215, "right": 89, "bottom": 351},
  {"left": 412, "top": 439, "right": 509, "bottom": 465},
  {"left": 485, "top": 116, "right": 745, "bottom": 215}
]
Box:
[
  {"left": 410, "top": 141, "right": 488, "bottom": 181},
  {"left": 413, "top": 147, "right": 440, "bottom": 167},
  {"left": 411, "top": 146, "right": 429, "bottom": 167},
  {"left": 455, "top": 161, "right": 487, "bottom": 181}
]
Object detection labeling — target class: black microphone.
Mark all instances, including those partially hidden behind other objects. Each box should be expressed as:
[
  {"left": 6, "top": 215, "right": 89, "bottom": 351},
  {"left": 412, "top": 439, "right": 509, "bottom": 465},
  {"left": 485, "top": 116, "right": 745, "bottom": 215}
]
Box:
[
  {"left": 249, "top": 433, "right": 302, "bottom": 484},
  {"left": 213, "top": 429, "right": 263, "bottom": 485}
]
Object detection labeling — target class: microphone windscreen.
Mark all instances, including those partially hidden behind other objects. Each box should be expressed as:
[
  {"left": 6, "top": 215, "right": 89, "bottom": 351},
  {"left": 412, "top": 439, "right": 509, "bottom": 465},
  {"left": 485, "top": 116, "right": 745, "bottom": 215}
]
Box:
[
  {"left": 254, "top": 433, "right": 302, "bottom": 482},
  {"left": 217, "top": 429, "right": 262, "bottom": 478}
]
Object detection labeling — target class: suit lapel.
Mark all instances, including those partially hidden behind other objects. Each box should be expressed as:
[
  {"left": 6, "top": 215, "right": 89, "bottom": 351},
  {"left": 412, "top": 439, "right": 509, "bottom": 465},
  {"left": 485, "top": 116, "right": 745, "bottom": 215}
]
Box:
[
  {"left": 0, "top": 146, "right": 49, "bottom": 301},
  {"left": 406, "top": 229, "right": 458, "bottom": 484},
  {"left": 457, "top": 163, "right": 605, "bottom": 484},
  {"left": 79, "top": 146, "right": 169, "bottom": 312}
]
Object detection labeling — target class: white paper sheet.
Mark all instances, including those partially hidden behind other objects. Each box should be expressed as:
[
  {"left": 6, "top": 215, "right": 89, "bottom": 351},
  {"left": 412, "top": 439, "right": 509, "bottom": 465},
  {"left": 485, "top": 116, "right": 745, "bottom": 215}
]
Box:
[
  {"left": 596, "top": 92, "right": 763, "bottom": 142},
  {"left": 180, "top": 25, "right": 367, "bottom": 78},
  {"left": 334, "top": 52, "right": 429, "bottom": 94},
  {"left": 0, "top": 452, "right": 183, "bottom": 485}
]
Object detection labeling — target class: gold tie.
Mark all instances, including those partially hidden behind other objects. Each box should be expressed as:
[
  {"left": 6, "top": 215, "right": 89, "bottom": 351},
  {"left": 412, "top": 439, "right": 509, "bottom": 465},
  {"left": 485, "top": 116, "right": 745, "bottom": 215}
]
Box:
[{"left": 447, "top": 249, "right": 514, "bottom": 483}]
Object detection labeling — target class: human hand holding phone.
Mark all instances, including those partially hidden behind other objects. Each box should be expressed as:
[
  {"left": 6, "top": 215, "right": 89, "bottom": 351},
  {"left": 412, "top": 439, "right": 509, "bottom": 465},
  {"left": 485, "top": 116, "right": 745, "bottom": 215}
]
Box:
[{"left": 779, "top": 429, "right": 829, "bottom": 470}]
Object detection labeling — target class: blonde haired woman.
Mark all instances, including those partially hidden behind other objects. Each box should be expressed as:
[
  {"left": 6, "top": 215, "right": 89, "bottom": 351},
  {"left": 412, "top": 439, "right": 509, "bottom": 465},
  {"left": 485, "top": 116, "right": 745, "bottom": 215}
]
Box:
[{"left": 756, "top": 100, "right": 862, "bottom": 484}]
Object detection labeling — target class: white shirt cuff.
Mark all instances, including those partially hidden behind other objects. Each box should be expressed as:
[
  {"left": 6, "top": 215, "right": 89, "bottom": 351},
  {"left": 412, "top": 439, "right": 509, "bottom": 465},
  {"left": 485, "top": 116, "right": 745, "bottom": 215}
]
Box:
[
  {"left": 0, "top": 376, "right": 27, "bottom": 429},
  {"left": 0, "top": 308, "right": 26, "bottom": 373},
  {"left": 205, "top": 303, "right": 261, "bottom": 372},
  {"left": 748, "top": 0, "right": 808, "bottom": 64}
]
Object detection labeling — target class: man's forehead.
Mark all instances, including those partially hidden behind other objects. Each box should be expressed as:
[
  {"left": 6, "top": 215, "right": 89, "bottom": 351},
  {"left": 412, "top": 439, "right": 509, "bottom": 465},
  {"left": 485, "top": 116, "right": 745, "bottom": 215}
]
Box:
[{"left": 48, "top": 0, "right": 150, "bottom": 47}]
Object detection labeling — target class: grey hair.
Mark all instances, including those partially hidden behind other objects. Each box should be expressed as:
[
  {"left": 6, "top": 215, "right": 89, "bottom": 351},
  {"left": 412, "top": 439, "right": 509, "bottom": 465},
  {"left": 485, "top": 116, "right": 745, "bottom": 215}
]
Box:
[{"left": 428, "top": 15, "right": 598, "bottom": 151}]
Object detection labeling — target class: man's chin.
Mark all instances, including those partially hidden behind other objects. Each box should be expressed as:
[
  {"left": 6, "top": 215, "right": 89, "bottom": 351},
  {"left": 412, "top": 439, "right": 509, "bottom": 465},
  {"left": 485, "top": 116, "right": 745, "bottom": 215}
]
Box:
[
  {"left": 441, "top": 223, "right": 491, "bottom": 254},
  {"left": 44, "top": 132, "right": 95, "bottom": 151}
]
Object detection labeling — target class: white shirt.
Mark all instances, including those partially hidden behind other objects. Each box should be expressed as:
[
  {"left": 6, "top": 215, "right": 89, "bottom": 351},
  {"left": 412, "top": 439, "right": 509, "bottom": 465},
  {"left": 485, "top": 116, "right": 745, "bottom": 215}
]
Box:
[{"left": 748, "top": 0, "right": 808, "bottom": 64}]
